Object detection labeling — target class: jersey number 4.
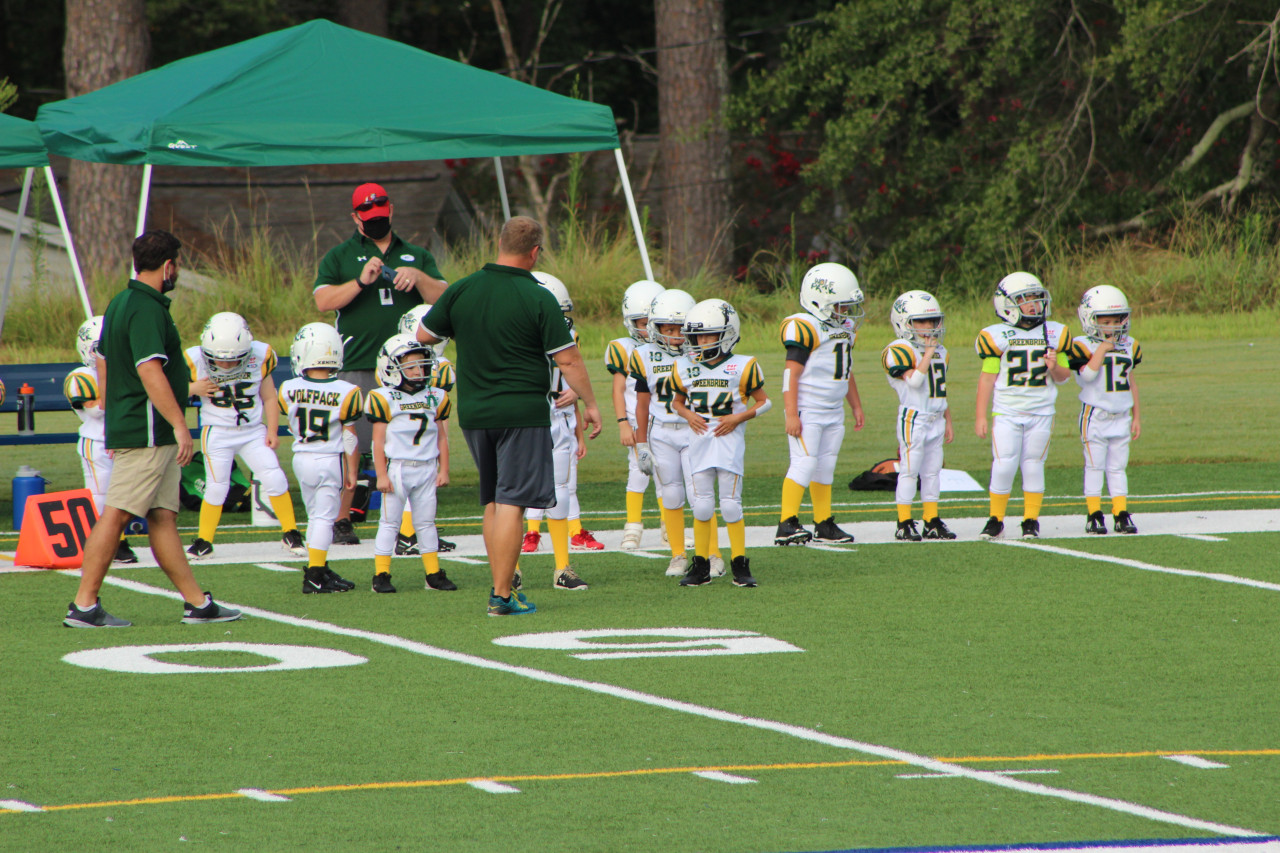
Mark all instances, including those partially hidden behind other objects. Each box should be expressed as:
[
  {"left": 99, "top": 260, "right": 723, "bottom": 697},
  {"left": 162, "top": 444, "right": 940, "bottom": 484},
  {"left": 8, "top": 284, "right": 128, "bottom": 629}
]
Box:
[{"left": 688, "top": 390, "right": 733, "bottom": 417}]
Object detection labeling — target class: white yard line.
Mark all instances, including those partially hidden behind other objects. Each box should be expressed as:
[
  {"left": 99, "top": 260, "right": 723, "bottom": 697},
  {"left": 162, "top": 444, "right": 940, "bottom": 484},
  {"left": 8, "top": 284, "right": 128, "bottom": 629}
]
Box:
[
  {"left": 692, "top": 771, "right": 757, "bottom": 784},
  {"left": 1175, "top": 534, "right": 1227, "bottom": 542},
  {"left": 237, "top": 788, "right": 291, "bottom": 802},
  {"left": 255, "top": 563, "right": 298, "bottom": 573},
  {"left": 1164, "top": 755, "right": 1231, "bottom": 770},
  {"left": 78, "top": 572, "right": 1265, "bottom": 838},
  {"left": 467, "top": 780, "right": 520, "bottom": 794}
]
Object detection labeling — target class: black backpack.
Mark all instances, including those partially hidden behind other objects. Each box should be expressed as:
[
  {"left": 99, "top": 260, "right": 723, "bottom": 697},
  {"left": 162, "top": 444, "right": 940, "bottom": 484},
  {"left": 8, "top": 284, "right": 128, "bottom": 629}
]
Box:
[{"left": 848, "top": 458, "right": 899, "bottom": 491}]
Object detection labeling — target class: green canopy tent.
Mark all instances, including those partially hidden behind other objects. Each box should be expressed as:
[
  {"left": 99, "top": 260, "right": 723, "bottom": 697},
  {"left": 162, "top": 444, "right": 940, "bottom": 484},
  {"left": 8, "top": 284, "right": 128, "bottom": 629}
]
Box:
[{"left": 35, "top": 19, "right": 653, "bottom": 315}]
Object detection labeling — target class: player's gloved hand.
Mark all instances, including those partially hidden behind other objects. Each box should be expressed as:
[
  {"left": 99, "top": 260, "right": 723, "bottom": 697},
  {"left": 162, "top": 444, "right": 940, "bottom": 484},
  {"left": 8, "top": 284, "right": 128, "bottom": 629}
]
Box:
[{"left": 635, "top": 442, "right": 653, "bottom": 476}]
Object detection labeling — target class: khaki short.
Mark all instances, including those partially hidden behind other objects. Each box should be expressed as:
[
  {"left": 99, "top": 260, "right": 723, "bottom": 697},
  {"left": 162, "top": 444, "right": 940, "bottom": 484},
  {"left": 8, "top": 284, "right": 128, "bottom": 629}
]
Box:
[{"left": 105, "top": 445, "right": 182, "bottom": 518}]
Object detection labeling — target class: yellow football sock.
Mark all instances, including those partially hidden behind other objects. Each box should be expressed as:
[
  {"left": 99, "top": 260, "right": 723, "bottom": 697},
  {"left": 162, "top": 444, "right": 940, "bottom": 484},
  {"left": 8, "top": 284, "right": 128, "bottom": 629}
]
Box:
[
  {"left": 663, "top": 506, "right": 686, "bottom": 556},
  {"left": 268, "top": 493, "right": 298, "bottom": 532},
  {"left": 811, "top": 482, "right": 832, "bottom": 523},
  {"left": 197, "top": 500, "right": 223, "bottom": 543},
  {"left": 727, "top": 519, "right": 746, "bottom": 559},
  {"left": 1111, "top": 495, "right": 1127, "bottom": 514},
  {"left": 1086, "top": 496, "right": 1102, "bottom": 514},
  {"left": 569, "top": 518, "right": 583, "bottom": 537},
  {"left": 1023, "top": 492, "right": 1043, "bottom": 520},
  {"left": 526, "top": 518, "right": 541, "bottom": 534},
  {"left": 989, "top": 492, "right": 1010, "bottom": 520},
  {"left": 780, "top": 478, "right": 806, "bottom": 522},
  {"left": 626, "top": 490, "right": 644, "bottom": 525},
  {"left": 422, "top": 552, "right": 441, "bottom": 574},
  {"left": 374, "top": 554, "right": 392, "bottom": 575},
  {"left": 693, "top": 517, "right": 712, "bottom": 558},
  {"left": 897, "top": 504, "right": 913, "bottom": 522},
  {"left": 709, "top": 513, "right": 720, "bottom": 553},
  {"left": 922, "top": 501, "right": 939, "bottom": 522},
  {"left": 547, "top": 518, "right": 570, "bottom": 570},
  {"left": 308, "top": 547, "right": 327, "bottom": 567},
  {"left": 400, "top": 511, "right": 414, "bottom": 536}
]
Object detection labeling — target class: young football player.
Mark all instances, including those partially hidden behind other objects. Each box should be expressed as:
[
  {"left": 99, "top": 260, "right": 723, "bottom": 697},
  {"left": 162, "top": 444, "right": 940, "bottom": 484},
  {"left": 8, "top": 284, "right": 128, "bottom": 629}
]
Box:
[
  {"left": 605, "top": 279, "right": 666, "bottom": 550},
  {"left": 367, "top": 334, "right": 456, "bottom": 593},
  {"left": 278, "top": 323, "right": 363, "bottom": 593},
  {"left": 1067, "top": 285, "right": 1142, "bottom": 535},
  {"left": 882, "top": 291, "right": 956, "bottom": 541},
  {"left": 394, "top": 305, "right": 456, "bottom": 555},
  {"left": 671, "top": 299, "right": 770, "bottom": 587},
  {"left": 776, "top": 262, "right": 866, "bottom": 546},
  {"left": 974, "top": 272, "right": 1072, "bottom": 539},
  {"left": 184, "top": 312, "right": 304, "bottom": 560},
  {"left": 63, "top": 315, "right": 138, "bottom": 564}
]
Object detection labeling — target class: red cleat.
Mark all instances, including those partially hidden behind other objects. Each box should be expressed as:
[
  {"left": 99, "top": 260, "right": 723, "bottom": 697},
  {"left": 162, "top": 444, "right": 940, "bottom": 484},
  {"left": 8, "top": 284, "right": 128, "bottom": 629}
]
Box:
[
  {"left": 570, "top": 529, "right": 605, "bottom": 551},
  {"left": 521, "top": 531, "right": 541, "bottom": 553}
]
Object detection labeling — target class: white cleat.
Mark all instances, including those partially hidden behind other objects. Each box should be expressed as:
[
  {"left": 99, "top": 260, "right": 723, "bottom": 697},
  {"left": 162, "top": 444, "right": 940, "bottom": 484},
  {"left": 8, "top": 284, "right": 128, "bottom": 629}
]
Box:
[
  {"left": 708, "top": 553, "right": 725, "bottom": 578},
  {"left": 665, "top": 554, "right": 688, "bottom": 577},
  {"left": 620, "top": 522, "right": 643, "bottom": 551}
]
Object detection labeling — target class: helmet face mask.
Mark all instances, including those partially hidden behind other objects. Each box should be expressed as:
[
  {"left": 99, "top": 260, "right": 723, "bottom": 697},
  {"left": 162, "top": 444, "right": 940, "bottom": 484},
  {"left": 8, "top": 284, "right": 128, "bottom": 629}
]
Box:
[
  {"left": 290, "top": 323, "right": 344, "bottom": 377},
  {"left": 647, "top": 289, "right": 697, "bottom": 356},
  {"left": 682, "top": 299, "right": 741, "bottom": 363},
  {"left": 1078, "top": 285, "right": 1131, "bottom": 343},
  {"left": 200, "top": 312, "right": 254, "bottom": 383},
  {"left": 377, "top": 333, "right": 436, "bottom": 393},
  {"left": 622, "top": 279, "right": 665, "bottom": 343},
  {"left": 76, "top": 316, "right": 104, "bottom": 367},
  {"left": 800, "top": 262, "right": 865, "bottom": 330},
  {"left": 994, "top": 272, "right": 1051, "bottom": 329}
]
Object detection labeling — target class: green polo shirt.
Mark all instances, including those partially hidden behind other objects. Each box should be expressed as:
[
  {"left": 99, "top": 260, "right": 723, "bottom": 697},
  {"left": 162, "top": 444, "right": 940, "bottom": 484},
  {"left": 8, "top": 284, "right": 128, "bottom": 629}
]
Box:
[
  {"left": 314, "top": 230, "right": 444, "bottom": 371},
  {"left": 100, "top": 280, "right": 187, "bottom": 449},
  {"left": 423, "top": 264, "right": 574, "bottom": 430}
]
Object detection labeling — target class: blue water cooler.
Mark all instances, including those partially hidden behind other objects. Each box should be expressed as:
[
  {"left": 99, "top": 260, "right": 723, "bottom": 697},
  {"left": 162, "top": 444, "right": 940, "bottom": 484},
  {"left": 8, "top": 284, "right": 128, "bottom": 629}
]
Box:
[{"left": 12, "top": 466, "right": 45, "bottom": 530}]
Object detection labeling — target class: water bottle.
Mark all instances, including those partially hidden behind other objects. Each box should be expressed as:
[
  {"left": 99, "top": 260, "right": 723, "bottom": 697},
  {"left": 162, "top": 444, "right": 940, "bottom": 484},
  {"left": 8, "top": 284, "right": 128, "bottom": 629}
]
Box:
[
  {"left": 12, "top": 465, "right": 45, "bottom": 529},
  {"left": 17, "top": 383, "right": 35, "bottom": 434}
]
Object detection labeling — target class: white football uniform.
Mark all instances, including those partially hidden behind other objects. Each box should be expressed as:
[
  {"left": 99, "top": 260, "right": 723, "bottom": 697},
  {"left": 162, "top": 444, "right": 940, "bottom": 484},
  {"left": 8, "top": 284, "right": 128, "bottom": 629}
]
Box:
[
  {"left": 976, "top": 320, "right": 1070, "bottom": 496},
  {"left": 278, "top": 377, "right": 363, "bottom": 552},
  {"left": 185, "top": 342, "right": 289, "bottom": 507},
  {"left": 1067, "top": 336, "right": 1143, "bottom": 503},
  {"left": 779, "top": 312, "right": 858, "bottom": 489},
  {"left": 671, "top": 353, "right": 765, "bottom": 524},
  {"left": 528, "top": 326, "right": 582, "bottom": 523},
  {"left": 630, "top": 342, "right": 696, "bottom": 511},
  {"left": 606, "top": 336, "right": 656, "bottom": 495},
  {"left": 366, "top": 384, "right": 451, "bottom": 556},
  {"left": 882, "top": 340, "right": 950, "bottom": 507},
  {"left": 63, "top": 365, "right": 111, "bottom": 514}
]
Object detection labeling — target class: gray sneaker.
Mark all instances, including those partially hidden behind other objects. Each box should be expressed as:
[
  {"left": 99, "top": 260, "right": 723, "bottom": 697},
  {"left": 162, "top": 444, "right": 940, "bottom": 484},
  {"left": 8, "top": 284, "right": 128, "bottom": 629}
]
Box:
[
  {"left": 63, "top": 600, "right": 131, "bottom": 628},
  {"left": 182, "top": 592, "right": 241, "bottom": 624}
]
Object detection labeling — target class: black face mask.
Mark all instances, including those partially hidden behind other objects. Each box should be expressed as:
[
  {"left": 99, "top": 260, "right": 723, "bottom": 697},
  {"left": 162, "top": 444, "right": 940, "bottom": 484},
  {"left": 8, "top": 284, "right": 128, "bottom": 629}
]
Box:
[
  {"left": 161, "top": 262, "right": 178, "bottom": 294},
  {"left": 362, "top": 217, "right": 391, "bottom": 240}
]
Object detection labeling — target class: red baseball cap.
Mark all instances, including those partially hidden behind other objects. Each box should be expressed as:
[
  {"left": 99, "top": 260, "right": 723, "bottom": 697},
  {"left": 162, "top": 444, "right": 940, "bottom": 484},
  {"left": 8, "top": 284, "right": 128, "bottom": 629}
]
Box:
[{"left": 352, "top": 182, "right": 391, "bottom": 220}]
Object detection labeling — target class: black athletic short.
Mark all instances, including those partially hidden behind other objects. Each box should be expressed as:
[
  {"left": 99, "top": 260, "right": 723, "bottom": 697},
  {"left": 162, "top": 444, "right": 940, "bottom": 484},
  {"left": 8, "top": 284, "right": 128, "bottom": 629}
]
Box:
[{"left": 462, "top": 426, "right": 555, "bottom": 508}]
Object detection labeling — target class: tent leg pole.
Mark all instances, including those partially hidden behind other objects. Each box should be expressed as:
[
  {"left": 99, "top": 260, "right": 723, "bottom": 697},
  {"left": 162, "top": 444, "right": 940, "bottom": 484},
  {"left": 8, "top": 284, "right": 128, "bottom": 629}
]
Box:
[
  {"left": 493, "top": 157, "right": 512, "bottom": 222},
  {"left": 0, "top": 167, "right": 35, "bottom": 341},
  {"left": 44, "top": 165, "right": 94, "bottom": 321},
  {"left": 614, "top": 148, "right": 654, "bottom": 282},
  {"left": 134, "top": 163, "right": 153, "bottom": 238}
]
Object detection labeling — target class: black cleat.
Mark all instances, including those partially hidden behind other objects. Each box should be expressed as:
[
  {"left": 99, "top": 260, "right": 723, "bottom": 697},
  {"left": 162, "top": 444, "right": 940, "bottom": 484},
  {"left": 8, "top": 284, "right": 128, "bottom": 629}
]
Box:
[
  {"left": 324, "top": 564, "right": 355, "bottom": 591},
  {"left": 372, "top": 572, "right": 397, "bottom": 593},
  {"left": 1113, "top": 511, "right": 1138, "bottom": 534},
  {"left": 282, "top": 529, "right": 306, "bottom": 556},
  {"left": 895, "top": 519, "right": 922, "bottom": 541},
  {"left": 812, "top": 517, "right": 854, "bottom": 543},
  {"left": 113, "top": 538, "right": 139, "bottom": 564},
  {"left": 186, "top": 537, "right": 213, "bottom": 560},
  {"left": 922, "top": 518, "right": 957, "bottom": 540},
  {"left": 425, "top": 570, "right": 458, "bottom": 591},
  {"left": 437, "top": 537, "right": 456, "bottom": 552},
  {"left": 394, "top": 533, "right": 420, "bottom": 556},
  {"left": 730, "top": 556, "right": 757, "bottom": 588},
  {"left": 331, "top": 518, "right": 360, "bottom": 545},
  {"left": 679, "top": 556, "right": 713, "bottom": 586},
  {"left": 774, "top": 516, "right": 812, "bottom": 546},
  {"left": 979, "top": 517, "right": 1004, "bottom": 540},
  {"left": 1020, "top": 518, "right": 1040, "bottom": 539},
  {"left": 1086, "top": 511, "right": 1107, "bottom": 535},
  {"left": 303, "top": 565, "right": 352, "bottom": 593}
]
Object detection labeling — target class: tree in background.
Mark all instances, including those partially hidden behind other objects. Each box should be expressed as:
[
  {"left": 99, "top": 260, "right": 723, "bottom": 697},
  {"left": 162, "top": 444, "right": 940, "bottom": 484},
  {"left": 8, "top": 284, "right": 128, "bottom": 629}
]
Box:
[{"left": 732, "top": 1, "right": 1280, "bottom": 293}]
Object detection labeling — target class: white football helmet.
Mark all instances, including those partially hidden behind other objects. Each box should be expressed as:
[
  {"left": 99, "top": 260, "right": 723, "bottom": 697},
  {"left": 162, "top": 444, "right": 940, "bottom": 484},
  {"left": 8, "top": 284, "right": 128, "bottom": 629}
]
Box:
[
  {"left": 376, "top": 333, "right": 436, "bottom": 393},
  {"left": 533, "top": 271, "right": 574, "bottom": 313},
  {"left": 994, "top": 271, "right": 1051, "bottom": 329},
  {"left": 890, "top": 290, "right": 946, "bottom": 345},
  {"left": 200, "top": 312, "right": 254, "bottom": 383},
  {"left": 290, "top": 323, "right": 344, "bottom": 376},
  {"left": 399, "top": 303, "right": 448, "bottom": 359},
  {"left": 622, "top": 279, "right": 666, "bottom": 342},
  {"left": 647, "top": 289, "right": 697, "bottom": 355},
  {"left": 683, "top": 299, "right": 741, "bottom": 362},
  {"left": 1078, "top": 285, "right": 1130, "bottom": 343},
  {"left": 75, "top": 315, "right": 104, "bottom": 367},
  {"left": 800, "top": 262, "right": 865, "bottom": 330}
]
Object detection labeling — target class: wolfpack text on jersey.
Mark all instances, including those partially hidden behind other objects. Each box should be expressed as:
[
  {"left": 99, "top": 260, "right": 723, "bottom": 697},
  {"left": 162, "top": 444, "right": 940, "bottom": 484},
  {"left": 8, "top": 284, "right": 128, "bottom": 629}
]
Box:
[{"left": 277, "top": 377, "right": 363, "bottom": 454}]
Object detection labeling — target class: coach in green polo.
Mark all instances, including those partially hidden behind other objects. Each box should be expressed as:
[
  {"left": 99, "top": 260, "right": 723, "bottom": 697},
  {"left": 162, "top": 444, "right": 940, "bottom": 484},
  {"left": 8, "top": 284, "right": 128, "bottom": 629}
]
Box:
[
  {"left": 418, "top": 216, "right": 602, "bottom": 616},
  {"left": 313, "top": 182, "right": 448, "bottom": 544}
]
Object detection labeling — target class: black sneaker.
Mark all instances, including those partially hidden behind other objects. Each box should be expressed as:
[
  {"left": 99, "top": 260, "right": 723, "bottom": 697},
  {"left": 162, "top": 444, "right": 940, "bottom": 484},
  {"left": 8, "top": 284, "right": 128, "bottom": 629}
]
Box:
[
  {"left": 63, "top": 599, "right": 131, "bottom": 628},
  {"left": 1020, "top": 518, "right": 1040, "bottom": 539},
  {"left": 812, "top": 517, "right": 854, "bottom": 543},
  {"left": 372, "top": 572, "right": 397, "bottom": 593},
  {"left": 113, "top": 538, "right": 139, "bottom": 564},
  {"left": 395, "top": 533, "right": 420, "bottom": 556},
  {"left": 774, "top": 516, "right": 812, "bottom": 546},
  {"left": 332, "top": 518, "right": 360, "bottom": 545},
  {"left": 182, "top": 592, "right": 242, "bottom": 624},
  {"left": 979, "top": 517, "right": 1004, "bottom": 540},
  {"left": 282, "top": 529, "right": 306, "bottom": 556},
  {"left": 554, "top": 568, "right": 589, "bottom": 590},
  {"left": 922, "top": 518, "right": 957, "bottom": 540},
  {"left": 303, "top": 566, "right": 351, "bottom": 593},
  {"left": 1114, "top": 511, "right": 1138, "bottom": 534},
  {"left": 730, "top": 556, "right": 758, "bottom": 588},
  {"left": 324, "top": 564, "right": 356, "bottom": 591},
  {"left": 895, "top": 519, "right": 922, "bottom": 541},
  {"left": 437, "top": 537, "right": 456, "bottom": 552},
  {"left": 679, "top": 556, "right": 713, "bottom": 586},
  {"left": 187, "top": 537, "right": 213, "bottom": 560},
  {"left": 425, "top": 570, "right": 457, "bottom": 591},
  {"left": 1086, "top": 511, "right": 1107, "bottom": 535}
]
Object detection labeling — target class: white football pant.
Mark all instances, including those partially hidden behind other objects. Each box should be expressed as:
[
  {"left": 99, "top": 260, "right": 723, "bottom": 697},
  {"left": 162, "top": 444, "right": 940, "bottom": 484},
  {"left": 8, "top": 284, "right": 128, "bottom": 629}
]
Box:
[
  {"left": 375, "top": 459, "right": 439, "bottom": 555},
  {"left": 201, "top": 424, "right": 289, "bottom": 506},
  {"left": 895, "top": 409, "right": 947, "bottom": 505},
  {"left": 691, "top": 468, "right": 743, "bottom": 523},
  {"left": 293, "top": 453, "right": 342, "bottom": 552},
  {"left": 988, "top": 413, "right": 1053, "bottom": 495},
  {"left": 1079, "top": 406, "right": 1131, "bottom": 499},
  {"left": 783, "top": 409, "right": 845, "bottom": 487}
]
